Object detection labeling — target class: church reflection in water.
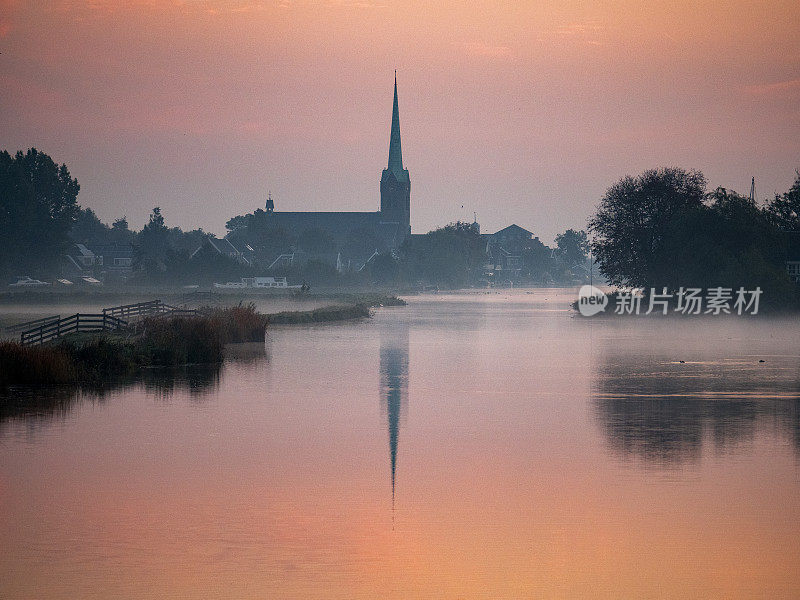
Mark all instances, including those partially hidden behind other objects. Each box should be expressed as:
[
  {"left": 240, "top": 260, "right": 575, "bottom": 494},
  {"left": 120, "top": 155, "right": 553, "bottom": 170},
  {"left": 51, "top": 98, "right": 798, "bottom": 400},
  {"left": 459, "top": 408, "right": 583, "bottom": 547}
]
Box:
[{"left": 379, "top": 324, "right": 409, "bottom": 512}]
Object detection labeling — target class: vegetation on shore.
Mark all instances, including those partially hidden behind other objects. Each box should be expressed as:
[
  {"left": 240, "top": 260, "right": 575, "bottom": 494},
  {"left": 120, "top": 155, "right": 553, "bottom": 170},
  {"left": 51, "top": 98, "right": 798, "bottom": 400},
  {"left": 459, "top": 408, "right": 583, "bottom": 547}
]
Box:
[
  {"left": 0, "top": 306, "right": 267, "bottom": 387},
  {"left": 265, "top": 294, "right": 403, "bottom": 324},
  {"left": 268, "top": 304, "right": 370, "bottom": 324},
  {"left": 588, "top": 168, "right": 800, "bottom": 307},
  {"left": 205, "top": 304, "right": 269, "bottom": 342}
]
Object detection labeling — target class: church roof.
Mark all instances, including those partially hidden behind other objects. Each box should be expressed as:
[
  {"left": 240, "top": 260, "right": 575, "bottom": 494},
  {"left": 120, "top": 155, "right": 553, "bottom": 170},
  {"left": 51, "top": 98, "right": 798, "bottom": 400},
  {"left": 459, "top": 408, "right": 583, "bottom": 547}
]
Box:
[
  {"left": 385, "top": 72, "right": 409, "bottom": 183},
  {"left": 490, "top": 224, "right": 534, "bottom": 238},
  {"left": 264, "top": 211, "right": 382, "bottom": 236}
]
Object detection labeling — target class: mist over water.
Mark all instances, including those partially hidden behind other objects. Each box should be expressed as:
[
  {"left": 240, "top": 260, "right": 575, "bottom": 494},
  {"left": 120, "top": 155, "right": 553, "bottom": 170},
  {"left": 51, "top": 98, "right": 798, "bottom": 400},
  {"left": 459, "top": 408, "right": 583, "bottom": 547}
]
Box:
[{"left": 1, "top": 290, "right": 799, "bottom": 598}]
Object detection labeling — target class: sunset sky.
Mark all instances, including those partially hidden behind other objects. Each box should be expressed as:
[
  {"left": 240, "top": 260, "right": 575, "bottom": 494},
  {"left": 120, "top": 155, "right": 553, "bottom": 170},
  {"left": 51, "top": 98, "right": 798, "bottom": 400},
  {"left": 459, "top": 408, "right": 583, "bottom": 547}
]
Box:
[{"left": 2, "top": 0, "right": 799, "bottom": 242}]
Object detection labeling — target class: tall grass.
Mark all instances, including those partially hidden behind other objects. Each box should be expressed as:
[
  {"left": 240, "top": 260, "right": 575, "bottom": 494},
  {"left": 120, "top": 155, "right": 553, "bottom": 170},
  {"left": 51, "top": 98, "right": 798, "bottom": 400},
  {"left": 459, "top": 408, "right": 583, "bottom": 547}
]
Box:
[
  {"left": 137, "top": 316, "right": 224, "bottom": 365},
  {"left": 204, "top": 304, "right": 269, "bottom": 343},
  {"left": 1, "top": 312, "right": 243, "bottom": 387},
  {"left": 0, "top": 341, "right": 75, "bottom": 386}
]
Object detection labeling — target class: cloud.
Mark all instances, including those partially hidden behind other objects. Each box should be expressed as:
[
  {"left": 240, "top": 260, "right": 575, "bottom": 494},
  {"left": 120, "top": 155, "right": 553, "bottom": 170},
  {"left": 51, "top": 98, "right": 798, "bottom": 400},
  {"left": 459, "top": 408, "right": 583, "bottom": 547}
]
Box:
[
  {"left": 325, "top": 0, "right": 386, "bottom": 8},
  {"left": 0, "top": 0, "right": 21, "bottom": 38},
  {"left": 744, "top": 78, "right": 800, "bottom": 97},
  {"left": 465, "top": 41, "right": 513, "bottom": 59},
  {"left": 541, "top": 20, "right": 607, "bottom": 46},
  {"left": 553, "top": 21, "right": 604, "bottom": 37}
]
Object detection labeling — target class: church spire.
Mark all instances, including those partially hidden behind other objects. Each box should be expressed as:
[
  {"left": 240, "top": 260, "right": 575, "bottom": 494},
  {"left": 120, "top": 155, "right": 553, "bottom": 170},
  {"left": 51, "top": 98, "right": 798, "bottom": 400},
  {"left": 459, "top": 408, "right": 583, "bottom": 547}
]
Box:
[{"left": 388, "top": 71, "right": 404, "bottom": 178}]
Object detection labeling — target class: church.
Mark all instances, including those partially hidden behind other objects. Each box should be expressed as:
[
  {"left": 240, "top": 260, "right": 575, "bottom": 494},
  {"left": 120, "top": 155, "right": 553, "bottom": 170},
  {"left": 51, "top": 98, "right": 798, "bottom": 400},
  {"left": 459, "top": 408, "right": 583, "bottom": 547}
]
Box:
[{"left": 256, "top": 74, "right": 411, "bottom": 253}]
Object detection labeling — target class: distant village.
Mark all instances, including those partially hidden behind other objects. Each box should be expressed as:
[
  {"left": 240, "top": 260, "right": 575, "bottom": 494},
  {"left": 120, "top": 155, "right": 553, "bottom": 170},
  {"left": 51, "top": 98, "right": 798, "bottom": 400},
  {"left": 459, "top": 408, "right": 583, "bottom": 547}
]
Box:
[
  {"left": 5, "top": 77, "right": 595, "bottom": 291},
  {"left": 5, "top": 76, "right": 798, "bottom": 294},
  {"left": 53, "top": 218, "right": 592, "bottom": 290}
]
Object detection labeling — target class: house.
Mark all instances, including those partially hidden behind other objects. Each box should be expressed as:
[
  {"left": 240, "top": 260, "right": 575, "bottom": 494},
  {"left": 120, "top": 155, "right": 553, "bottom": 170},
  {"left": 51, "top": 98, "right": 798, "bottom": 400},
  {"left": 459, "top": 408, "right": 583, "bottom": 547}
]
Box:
[
  {"left": 265, "top": 250, "right": 346, "bottom": 273},
  {"left": 63, "top": 242, "right": 134, "bottom": 282},
  {"left": 91, "top": 243, "right": 134, "bottom": 281},
  {"left": 190, "top": 235, "right": 251, "bottom": 266},
  {"left": 63, "top": 244, "right": 98, "bottom": 277},
  {"left": 482, "top": 224, "right": 536, "bottom": 280}
]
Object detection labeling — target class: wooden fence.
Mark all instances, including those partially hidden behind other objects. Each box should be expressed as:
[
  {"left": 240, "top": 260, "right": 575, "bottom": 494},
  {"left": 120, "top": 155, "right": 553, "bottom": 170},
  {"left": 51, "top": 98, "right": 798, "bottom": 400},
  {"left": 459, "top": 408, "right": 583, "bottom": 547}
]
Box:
[
  {"left": 5, "top": 314, "right": 61, "bottom": 333},
  {"left": 102, "top": 300, "right": 199, "bottom": 320},
  {"left": 20, "top": 313, "right": 129, "bottom": 346},
  {"left": 16, "top": 300, "right": 201, "bottom": 345}
]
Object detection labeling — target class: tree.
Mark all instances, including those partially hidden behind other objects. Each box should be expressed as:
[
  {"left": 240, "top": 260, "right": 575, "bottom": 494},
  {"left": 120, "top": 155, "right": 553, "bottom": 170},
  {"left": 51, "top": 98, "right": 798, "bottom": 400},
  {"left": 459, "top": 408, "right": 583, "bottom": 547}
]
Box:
[
  {"left": 522, "top": 237, "right": 556, "bottom": 282},
  {"left": 588, "top": 167, "right": 706, "bottom": 288},
  {"left": 766, "top": 171, "right": 800, "bottom": 231},
  {"left": 71, "top": 207, "right": 109, "bottom": 244},
  {"left": 226, "top": 214, "right": 251, "bottom": 232},
  {"left": 657, "top": 188, "right": 796, "bottom": 304},
  {"left": 134, "top": 207, "right": 171, "bottom": 275},
  {"left": 400, "top": 221, "right": 486, "bottom": 287},
  {"left": 555, "top": 229, "right": 589, "bottom": 267},
  {"left": 109, "top": 216, "right": 135, "bottom": 244},
  {"left": 368, "top": 251, "right": 400, "bottom": 283},
  {"left": 0, "top": 148, "right": 80, "bottom": 278}
]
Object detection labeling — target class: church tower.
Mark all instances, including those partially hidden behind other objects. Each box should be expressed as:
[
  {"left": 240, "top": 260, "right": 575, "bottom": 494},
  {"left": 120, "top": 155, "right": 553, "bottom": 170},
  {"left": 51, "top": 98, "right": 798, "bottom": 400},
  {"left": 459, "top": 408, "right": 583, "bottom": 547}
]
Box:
[{"left": 380, "top": 72, "right": 411, "bottom": 238}]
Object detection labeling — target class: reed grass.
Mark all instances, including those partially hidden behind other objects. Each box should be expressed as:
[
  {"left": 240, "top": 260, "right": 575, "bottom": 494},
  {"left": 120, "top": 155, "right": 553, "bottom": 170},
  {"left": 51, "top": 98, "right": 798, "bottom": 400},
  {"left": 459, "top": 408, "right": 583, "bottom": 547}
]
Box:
[
  {"left": 1, "top": 313, "right": 240, "bottom": 387},
  {"left": 0, "top": 341, "right": 75, "bottom": 386},
  {"left": 268, "top": 303, "right": 370, "bottom": 324},
  {"left": 204, "top": 304, "right": 269, "bottom": 342}
]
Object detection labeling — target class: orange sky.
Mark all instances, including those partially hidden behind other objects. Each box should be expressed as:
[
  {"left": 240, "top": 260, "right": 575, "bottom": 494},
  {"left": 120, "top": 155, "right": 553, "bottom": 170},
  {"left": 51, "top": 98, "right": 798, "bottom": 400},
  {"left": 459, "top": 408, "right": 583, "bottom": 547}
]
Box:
[{"left": 1, "top": 0, "right": 799, "bottom": 241}]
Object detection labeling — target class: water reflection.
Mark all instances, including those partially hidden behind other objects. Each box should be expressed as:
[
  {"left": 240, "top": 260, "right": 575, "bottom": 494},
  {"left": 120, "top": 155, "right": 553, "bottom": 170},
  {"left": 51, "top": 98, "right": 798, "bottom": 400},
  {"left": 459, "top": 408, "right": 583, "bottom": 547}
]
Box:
[
  {"left": 593, "top": 356, "right": 800, "bottom": 465},
  {"left": 379, "top": 323, "right": 408, "bottom": 513},
  {"left": 0, "top": 359, "right": 244, "bottom": 435}
]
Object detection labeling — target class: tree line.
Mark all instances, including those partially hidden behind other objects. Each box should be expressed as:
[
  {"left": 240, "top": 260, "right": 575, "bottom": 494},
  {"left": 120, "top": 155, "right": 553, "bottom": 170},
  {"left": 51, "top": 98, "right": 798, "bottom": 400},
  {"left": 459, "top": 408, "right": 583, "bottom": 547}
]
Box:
[
  {"left": 3, "top": 147, "right": 798, "bottom": 296},
  {"left": 0, "top": 148, "right": 223, "bottom": 283},
  {"left": 589, "top": 167, "right": 800, "bottom": 308}
]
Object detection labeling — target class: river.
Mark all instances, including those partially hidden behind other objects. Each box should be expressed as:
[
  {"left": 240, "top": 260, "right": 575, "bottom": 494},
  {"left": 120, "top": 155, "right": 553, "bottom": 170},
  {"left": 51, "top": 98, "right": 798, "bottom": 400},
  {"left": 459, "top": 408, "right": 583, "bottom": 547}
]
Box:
[{"left": 1, "top": 289, "right": 799, "bottom": 598}]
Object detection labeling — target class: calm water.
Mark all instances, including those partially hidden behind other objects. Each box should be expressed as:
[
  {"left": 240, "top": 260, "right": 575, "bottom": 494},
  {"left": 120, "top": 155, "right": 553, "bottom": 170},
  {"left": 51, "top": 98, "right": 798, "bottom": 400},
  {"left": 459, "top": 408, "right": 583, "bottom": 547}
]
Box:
[{"left": 1, "top": 290, "right": 799, "bottom": 598}]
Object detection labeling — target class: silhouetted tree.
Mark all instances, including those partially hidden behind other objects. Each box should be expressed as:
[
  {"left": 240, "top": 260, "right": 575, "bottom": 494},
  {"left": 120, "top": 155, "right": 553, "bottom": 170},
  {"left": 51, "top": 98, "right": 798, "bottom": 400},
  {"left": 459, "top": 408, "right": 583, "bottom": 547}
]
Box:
[
  {"left": 766, "top": 171, "right": 800, "bottom": 231},
  {"left": 589, "top": 168, "right": 706, "bottom": 288},
  {"left": 400, "top": 221, "right": 485, "bottom": 287},
  {"left": 658, "top": 188, "right": 796, "bottom": 304},
  {"left": 522, "top": 237, "right": 556, "bottom": 282},
  {"left": 70, "top": 207, "right": 109, "bottom": 245},
  {"left": 0, "top": 148, "right": 80, "bottom": 278},
  {"left": 109, "top": 216, "right": 135, "bottom": 245},
  {"left": 555, "top": 229, "right": 588, "bottom": 267},
  {"left": 368, "top": 252, "right": 400, "bottom": 283}
]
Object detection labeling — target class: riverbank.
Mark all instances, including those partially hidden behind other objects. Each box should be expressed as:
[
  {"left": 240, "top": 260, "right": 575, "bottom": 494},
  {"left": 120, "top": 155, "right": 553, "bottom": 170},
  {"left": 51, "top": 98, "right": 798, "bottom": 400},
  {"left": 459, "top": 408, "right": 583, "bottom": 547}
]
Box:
[
  {"left": 0, "top": 306, "right": 267, "bottom": 387},
  {"left": 0, "top": 297, "right": 405, "bottom": 386}
]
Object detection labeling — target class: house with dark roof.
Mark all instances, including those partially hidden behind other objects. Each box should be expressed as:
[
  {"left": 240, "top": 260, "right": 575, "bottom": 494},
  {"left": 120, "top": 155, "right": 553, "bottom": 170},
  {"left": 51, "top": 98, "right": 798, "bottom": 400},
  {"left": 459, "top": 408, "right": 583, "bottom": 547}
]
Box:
[
  {"left": 91, "top": 243, "right": 134, "bottom": 280},
  {"left": 63, "top": 242, "right": 134, "bottom": 282},
  {"left": 190, "top": 235, "right": 252, "bottom": 266},
  {"left": 63, "top": 244, "right": 98, "bottom": 277},
  {"left": 482, "top": 224, "right": 537, "bottom": 280}
]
